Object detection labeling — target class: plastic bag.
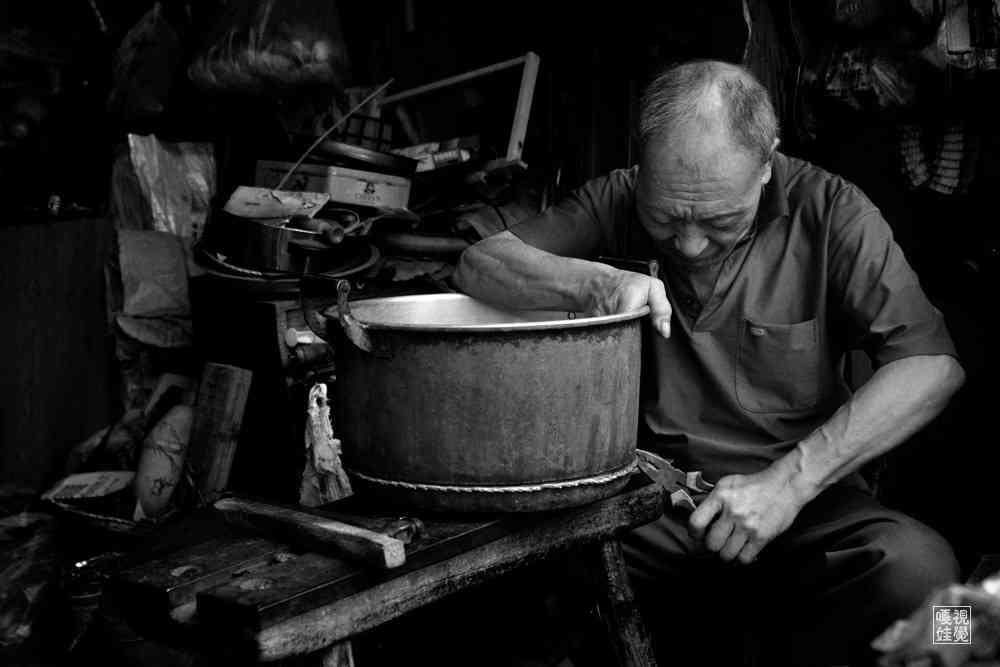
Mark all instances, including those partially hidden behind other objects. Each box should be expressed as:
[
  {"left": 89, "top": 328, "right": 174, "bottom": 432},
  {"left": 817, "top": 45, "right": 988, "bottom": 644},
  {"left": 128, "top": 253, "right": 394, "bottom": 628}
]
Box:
[
  {"left": 111, "top": 133, "right": 215, "bottom": 240},
  {"left": 188, "top": 0, "right": 350, "bottom": 95},
  {"left": 107, "top": 3, "right": 184, "bottom": 123}
]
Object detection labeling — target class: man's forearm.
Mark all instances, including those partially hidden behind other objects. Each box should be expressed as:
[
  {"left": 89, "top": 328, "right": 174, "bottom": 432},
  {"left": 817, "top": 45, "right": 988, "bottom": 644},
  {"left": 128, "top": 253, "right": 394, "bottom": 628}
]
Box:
[
  {"left": 453, "top": 231, "right": 618, "bottom": 313},
  {"left": 782, "top": 354, "right": 965, "bottom": 503}
]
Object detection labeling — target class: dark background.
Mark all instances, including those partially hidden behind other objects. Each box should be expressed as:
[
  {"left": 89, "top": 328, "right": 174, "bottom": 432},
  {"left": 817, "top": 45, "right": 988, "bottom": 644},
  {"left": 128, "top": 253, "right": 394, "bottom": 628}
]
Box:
[{"left": 1, "top": 0, "right": 996, "bottom": 581}]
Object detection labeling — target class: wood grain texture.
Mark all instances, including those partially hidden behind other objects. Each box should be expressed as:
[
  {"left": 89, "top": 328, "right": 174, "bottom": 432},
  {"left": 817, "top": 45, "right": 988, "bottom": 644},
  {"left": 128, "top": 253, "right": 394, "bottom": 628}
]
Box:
[
  {"left": 213, "top": 497, "right": 406, "bottom": 569},
  {"left": 196, "top": 509, "right": 512, "bottom": 631},
  {"left": 589, "top": 540, "right": 657, "bottom": 667},
  {"left": 187, "top": 363, "right": 253, "bottom": 500},
  {"left": 250, "top": 478, "right": 663, "bottom": 661},
  {"left": 0, "top": 217, "right": 116, "bottom": 492},
  {"left": 115, "top": 536, "right": 286, "bottom": 615}
]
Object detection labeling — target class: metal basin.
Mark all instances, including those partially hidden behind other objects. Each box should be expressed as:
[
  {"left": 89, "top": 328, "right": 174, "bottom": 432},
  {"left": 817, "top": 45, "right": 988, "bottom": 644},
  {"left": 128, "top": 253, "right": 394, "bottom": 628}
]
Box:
[{"left": 313, "top": 283, "right": 648, "bottom": 512}]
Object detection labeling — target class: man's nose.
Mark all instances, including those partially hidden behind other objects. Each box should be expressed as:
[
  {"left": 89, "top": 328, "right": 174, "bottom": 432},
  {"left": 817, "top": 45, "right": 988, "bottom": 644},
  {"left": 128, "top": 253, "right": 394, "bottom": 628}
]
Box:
[{"left": 674, "top": 225, "right": 708, "bottom": 258}]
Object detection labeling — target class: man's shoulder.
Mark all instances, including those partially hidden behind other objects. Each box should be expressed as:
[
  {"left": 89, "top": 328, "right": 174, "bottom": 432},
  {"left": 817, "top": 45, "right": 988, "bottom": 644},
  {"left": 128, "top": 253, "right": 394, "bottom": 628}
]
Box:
[
  {"left": 577, "top": 165, "right": 640, "bottom": 202},
  {"left": 777, "top": 153, "right": 878, "bottom": 222}
]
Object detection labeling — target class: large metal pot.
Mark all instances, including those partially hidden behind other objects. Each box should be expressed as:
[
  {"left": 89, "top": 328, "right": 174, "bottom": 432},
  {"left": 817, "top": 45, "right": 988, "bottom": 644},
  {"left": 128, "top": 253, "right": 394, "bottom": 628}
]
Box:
[{"left": 307, "top": 280, "right": 647, "bottom": 512}]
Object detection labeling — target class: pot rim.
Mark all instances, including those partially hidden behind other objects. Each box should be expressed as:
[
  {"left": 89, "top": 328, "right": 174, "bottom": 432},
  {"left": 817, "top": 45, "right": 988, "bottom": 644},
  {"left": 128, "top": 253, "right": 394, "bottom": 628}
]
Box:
[{"left": 338, "top": 293, "right": 651, "bottom": 332}]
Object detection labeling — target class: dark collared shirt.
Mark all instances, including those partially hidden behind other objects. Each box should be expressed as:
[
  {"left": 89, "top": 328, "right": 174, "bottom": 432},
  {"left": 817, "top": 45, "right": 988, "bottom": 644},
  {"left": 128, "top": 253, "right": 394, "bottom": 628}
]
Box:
[{"left": 510, "top": 152, "right": 957, "bottom": 479}]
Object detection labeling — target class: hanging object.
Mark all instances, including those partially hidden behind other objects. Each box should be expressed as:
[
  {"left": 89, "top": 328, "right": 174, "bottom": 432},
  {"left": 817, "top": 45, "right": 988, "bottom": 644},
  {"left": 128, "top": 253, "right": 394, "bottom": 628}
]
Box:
[
  {"left": 898, "top": 122, "right": 931, "bottom": 188},
  {"left": 896, "top": 119, "right": 980, "bottom": 195},
  {"left": 188, "top": 0, "right": 351, "bottom": 95},
  {"left": 299, "top": 382, "right": 352, "bottom": 507}
]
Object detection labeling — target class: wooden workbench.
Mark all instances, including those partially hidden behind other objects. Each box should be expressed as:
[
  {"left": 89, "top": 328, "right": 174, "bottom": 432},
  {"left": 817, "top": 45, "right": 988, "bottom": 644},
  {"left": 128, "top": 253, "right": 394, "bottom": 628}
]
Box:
[{"left": 113, "top": 474, "right": 665, "bottom": 666}]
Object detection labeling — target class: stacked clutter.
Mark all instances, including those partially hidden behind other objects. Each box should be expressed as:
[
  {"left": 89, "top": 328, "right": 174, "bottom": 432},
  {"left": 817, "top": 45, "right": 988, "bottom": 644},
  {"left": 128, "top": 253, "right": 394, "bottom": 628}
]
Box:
[{"left": 195, "top": 138, "right": 419, "bottom": 290}]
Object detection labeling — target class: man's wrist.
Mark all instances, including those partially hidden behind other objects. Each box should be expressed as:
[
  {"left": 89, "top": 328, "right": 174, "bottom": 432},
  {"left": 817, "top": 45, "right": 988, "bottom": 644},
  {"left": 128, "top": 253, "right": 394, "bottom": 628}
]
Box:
[
  {"left": 777, "top": 447, "right": 822, "bottom": 506},
  {"left": 579, "top": 264, "right": 626, "bottom": 314}
]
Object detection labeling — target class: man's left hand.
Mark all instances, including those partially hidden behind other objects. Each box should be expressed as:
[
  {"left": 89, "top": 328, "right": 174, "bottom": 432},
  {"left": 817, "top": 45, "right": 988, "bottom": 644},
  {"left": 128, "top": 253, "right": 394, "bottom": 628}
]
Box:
[{"left": 688, "top": 460, "right": 811, "bottom": 564}]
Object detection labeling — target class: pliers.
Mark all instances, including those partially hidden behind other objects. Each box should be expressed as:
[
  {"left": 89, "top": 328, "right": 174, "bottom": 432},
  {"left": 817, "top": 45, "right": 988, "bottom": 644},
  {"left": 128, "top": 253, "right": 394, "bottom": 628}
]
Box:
[{"left": 636, "top": 449, "right": 715, "bottom": 513}]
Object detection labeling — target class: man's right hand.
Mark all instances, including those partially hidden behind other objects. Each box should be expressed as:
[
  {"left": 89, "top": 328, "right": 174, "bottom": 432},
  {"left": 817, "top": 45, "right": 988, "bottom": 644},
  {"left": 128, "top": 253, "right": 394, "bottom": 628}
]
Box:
[
  {"left": 592, "top": 270, "right": 672, "bottom": 339},
  {"left": 454, "top": 232, "right": 672, "bottom": 338}
]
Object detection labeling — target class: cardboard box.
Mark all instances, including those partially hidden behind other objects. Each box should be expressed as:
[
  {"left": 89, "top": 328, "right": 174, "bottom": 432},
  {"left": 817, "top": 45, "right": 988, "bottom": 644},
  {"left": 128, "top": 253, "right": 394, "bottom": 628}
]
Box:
[{"left": 255, "top": 160, "right": 411, "bottom": 209}]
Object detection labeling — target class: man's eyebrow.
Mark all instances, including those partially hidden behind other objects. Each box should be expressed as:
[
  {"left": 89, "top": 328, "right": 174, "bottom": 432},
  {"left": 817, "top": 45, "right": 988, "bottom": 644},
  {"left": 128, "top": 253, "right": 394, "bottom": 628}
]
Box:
[{"left": 702, "top": 211, "right": 743, "bottom": 225}]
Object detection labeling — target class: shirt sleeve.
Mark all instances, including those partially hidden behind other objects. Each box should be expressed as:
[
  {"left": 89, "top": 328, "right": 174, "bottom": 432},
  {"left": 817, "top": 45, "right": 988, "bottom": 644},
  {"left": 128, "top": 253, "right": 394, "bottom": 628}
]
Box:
[
  {"left": 827, "top": 187, "right": 957, "bottom": 367},
  {"left": 509, "top": 168, "right": 636, "bottom": 259}
]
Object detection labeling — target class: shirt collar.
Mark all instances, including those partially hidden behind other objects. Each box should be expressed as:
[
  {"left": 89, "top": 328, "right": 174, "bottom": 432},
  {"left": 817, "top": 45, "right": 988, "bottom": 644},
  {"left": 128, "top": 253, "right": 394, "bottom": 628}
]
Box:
[
  {"left": 733, "top": 151, "right": 788, "bottom": 248},
  {"left": 755, "top": 151, "right": 789, "bottom": 227}
]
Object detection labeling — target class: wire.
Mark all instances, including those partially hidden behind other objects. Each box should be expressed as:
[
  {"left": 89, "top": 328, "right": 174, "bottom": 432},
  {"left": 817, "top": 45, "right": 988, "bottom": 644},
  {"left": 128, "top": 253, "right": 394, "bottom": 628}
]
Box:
[{"left": 275, "top": 79, "right": 395, "bottom": 191}]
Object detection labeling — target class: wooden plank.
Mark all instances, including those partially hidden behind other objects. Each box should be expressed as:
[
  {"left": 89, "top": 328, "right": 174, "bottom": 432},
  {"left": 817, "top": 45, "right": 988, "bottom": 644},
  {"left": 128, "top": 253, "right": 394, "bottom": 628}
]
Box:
[
  {"left": 114, "top": 536, "right": 287, "bottom": 617},
  {"left": 505, "top": 51, "right": 540, "bottom": 162},
  {"left": 0, "top": 217, "right": 116, "bottom": 493},
  {"left": 199, "top": 551, "right": 355, "bottom": 632},
  {"left": 213, "top": 497, "right": 406, "bottom": 569},
  {"left": 198, "top": 511, "right": 513, "bottom": 631},
  {"left": 187, "top": 363, "right": 253, "bottom": 501},
  {"left": 320, "top": 643, "right": 355, "bottom": 667},
  {"left": 588, "top": 540, "right": 657, "bottom": 667},
  {"left": 250, "top": 478, "right": 663, "bottom": 661}
]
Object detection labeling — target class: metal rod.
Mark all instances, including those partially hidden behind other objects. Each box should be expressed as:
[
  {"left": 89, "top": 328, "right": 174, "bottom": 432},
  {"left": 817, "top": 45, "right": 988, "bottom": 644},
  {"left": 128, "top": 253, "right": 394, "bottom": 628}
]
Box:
[{"left": 274, "top": 79, "right": 395, "bottom": 192}]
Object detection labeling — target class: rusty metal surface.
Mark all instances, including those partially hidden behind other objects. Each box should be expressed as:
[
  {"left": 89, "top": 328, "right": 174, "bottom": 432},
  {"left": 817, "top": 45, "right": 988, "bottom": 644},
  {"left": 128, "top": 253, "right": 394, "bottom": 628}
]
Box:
[{"left": 327, "top": 294, "right": 646, "bottom": 511}]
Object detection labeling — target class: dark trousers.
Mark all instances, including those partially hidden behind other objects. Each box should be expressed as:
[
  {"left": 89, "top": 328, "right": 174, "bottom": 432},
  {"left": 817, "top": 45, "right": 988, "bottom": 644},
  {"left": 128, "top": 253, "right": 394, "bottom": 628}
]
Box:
[{"left": 621, "top": 483, "right": 959, "bottom": 666}]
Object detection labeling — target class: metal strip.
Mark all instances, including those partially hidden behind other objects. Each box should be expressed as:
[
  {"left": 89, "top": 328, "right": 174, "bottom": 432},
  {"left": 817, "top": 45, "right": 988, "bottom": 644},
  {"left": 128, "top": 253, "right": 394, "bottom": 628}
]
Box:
[{"left": 348, "top": 458, "right": 638, "bottom": 494}]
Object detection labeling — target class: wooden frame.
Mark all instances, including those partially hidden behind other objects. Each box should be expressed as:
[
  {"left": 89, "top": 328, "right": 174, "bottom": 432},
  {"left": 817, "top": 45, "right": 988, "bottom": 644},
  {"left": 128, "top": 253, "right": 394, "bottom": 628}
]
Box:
[{"left": 378, "top": 52, "right": 541, "bottom": 163}]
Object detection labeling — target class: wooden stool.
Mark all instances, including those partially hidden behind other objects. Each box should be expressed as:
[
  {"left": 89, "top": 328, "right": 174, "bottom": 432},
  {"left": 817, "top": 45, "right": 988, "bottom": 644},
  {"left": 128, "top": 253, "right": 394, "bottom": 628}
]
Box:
[{"left": 114, "top": 475, "right": 664, "bottom": 666}]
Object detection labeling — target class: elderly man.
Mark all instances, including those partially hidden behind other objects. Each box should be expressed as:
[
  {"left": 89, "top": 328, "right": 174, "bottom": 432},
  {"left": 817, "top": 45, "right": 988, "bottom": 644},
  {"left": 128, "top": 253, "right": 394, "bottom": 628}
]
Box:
[{"left": 453, "top": 60, "right": 965, "bottom": 664}]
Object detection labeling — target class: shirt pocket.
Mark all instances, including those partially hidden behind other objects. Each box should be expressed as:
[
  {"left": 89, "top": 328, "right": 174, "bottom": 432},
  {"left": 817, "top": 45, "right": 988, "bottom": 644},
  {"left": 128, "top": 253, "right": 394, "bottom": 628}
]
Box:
[{"left": 736, "top": 318, "right": 821, "bottom": 413}]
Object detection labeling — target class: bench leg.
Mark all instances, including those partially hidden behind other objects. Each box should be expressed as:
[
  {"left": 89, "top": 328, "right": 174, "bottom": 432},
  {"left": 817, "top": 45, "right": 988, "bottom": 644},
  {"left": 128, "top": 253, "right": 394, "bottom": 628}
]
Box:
[
  {"left": 589, "top": 539, "right": 657, "bottom": 667},
  {"left": 319, "top": 641, "right": 354, "bottom": 667}
]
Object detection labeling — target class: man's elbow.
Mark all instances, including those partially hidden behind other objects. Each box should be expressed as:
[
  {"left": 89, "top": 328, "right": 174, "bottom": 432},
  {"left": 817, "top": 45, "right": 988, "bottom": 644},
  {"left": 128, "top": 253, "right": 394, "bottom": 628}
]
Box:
[
  {"left": 921, "top": 354, "right": 965, "bottom": 404},
  {"left": 939, "top": 355, "right": 966, "bottom": 398}
]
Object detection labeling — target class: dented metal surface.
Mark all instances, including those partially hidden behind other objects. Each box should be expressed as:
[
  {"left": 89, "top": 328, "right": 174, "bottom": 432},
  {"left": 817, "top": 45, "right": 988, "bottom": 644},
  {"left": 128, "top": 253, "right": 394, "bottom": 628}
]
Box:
[{"left": 322, "top": 290, "right": 647, "bottom": 512}]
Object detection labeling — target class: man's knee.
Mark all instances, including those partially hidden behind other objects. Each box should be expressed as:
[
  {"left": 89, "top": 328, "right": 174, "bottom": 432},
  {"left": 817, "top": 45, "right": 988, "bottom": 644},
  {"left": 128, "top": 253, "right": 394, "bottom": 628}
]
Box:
[{"left": 870, "top": 517, "right": 960, "bottom": 617}]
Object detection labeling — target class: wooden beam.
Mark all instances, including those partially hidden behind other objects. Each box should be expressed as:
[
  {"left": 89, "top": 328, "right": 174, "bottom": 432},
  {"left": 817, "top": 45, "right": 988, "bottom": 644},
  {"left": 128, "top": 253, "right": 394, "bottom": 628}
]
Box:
[
  {"left": 506, "top": 52, "right": 540, "bottom": 162},
  {"left": 588, "top": 540, "right": 657, "bottom": 667},
  {"left": 187, "top": 363, "right": 253, "bottom": 501}
]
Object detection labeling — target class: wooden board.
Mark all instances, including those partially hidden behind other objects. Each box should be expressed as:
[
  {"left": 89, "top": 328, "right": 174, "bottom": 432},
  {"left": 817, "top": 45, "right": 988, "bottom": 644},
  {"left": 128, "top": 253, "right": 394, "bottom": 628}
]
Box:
[
  {"left": 249, "top": 477, "right": 664, "bottom": 661},
  {"left": 187, "top": 362, "right": 253, "bottom": 500},
  {"left": 114, "top": 536, "right": 287, "bottom": 618},
  {"left": 112, "top": 476, "right": 665, "bottom": 663},
  {"left": 197, "top": 510, "right": 513, "bottom": 631},
  {"left": 0, "top": 217, "right": 116, "bottom": 493}
]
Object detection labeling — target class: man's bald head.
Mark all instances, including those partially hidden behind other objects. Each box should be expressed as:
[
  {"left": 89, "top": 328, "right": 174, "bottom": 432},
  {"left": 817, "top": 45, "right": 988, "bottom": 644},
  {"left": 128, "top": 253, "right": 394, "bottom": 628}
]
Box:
[{"left": 638, "top": 60, "right": 779, "bottom": 166}]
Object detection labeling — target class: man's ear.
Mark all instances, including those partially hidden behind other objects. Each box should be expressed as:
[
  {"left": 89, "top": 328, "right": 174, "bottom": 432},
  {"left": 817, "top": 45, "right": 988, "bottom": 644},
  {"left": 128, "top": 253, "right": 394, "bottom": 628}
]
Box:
[
  {"left": 760, "top": 160, "right": 773, "bottom": 186},
  {"left": 760, "top": 137, "right": 780, "bottom": 185}
]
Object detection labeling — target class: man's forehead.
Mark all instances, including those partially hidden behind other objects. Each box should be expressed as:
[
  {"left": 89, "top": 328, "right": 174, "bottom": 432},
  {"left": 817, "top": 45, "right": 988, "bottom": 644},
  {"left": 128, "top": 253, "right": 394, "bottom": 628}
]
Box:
[
  {"left": 642, "top": 128, "right": 759, "bottom": 177},
  {"left": 637, "top": 149, "right": 761, "bottom": 210}
]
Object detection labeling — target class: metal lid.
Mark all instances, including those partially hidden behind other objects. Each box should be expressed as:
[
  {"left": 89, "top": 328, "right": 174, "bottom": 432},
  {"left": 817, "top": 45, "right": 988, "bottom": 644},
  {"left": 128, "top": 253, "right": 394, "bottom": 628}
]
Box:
[{"left": 296, "top": 138, "right": 418, "bottom": 177}]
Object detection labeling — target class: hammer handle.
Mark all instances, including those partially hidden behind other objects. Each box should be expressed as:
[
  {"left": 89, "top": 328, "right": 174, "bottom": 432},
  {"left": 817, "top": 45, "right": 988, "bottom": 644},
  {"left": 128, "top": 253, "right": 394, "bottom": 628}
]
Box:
[{"left": 213, "top": 497, "right": 406, "bottom": 569}]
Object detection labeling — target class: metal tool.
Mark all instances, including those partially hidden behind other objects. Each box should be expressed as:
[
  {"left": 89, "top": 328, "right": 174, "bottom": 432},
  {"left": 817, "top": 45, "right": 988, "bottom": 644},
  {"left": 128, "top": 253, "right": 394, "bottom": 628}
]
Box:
[{"left": 635, "top": 449, "right": 714, "bottom": 513}]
